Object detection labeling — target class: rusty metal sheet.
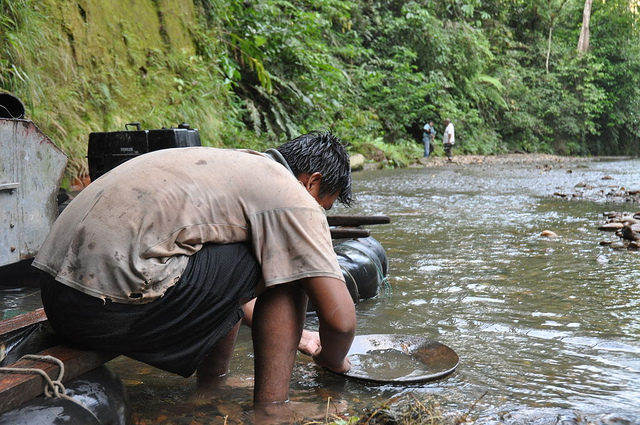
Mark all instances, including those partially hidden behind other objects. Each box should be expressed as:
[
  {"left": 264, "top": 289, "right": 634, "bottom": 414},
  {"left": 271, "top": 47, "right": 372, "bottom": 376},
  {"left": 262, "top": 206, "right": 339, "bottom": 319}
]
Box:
[{"left": 0, "top": 119, "right": 67, "bottom": 267}]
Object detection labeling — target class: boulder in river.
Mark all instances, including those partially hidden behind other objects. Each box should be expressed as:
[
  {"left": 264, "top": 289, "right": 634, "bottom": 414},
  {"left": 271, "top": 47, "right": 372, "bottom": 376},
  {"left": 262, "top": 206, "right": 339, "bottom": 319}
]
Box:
[{"left": 598, "top": 222, "right": 624, "bottom": 232}]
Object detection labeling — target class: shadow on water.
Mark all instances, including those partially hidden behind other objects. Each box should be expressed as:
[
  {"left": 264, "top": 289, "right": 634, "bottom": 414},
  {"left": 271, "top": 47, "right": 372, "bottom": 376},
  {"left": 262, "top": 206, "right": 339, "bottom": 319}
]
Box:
[{"left": 8, "top": 157, "right": 639, "bottom": 424}]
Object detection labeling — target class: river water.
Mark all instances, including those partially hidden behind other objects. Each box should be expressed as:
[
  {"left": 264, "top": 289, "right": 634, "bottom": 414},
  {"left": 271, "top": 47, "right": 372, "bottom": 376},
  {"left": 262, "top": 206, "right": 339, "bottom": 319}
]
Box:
[{"left": 105, "top": 157, "right": 640, "bottom": 423}]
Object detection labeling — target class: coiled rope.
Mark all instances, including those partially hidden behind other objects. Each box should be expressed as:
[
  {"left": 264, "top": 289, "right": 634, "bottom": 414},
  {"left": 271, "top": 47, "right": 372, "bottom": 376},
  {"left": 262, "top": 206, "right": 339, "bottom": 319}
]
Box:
[
  {"left": 0, "top": 354, "right": 103, "bottom": 422},
  {"left": 0, "top": 354, "right": 75, "bottom": 402}
]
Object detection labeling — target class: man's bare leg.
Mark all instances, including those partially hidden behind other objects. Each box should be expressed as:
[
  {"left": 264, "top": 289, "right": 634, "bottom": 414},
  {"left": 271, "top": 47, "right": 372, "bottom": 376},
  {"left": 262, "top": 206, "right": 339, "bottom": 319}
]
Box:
[
  {"left": 196, "top": 320, "right": 242, "bottom": 387},
  {"left": 252, "top": 283, "right": 307, "bottom": 404}
]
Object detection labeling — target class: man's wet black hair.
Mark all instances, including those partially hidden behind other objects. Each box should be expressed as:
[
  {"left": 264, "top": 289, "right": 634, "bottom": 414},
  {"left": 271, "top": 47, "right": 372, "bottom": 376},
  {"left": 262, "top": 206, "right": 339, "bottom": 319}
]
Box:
[{"left": 276, "top": 130, "right": 353, "bottom": 207}]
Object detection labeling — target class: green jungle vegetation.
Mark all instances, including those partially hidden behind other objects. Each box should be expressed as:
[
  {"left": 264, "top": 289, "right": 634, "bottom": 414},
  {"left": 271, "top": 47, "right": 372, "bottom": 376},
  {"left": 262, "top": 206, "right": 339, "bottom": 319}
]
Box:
[{"left": 1, "top": 0, "right": 640, "bottom": 186}]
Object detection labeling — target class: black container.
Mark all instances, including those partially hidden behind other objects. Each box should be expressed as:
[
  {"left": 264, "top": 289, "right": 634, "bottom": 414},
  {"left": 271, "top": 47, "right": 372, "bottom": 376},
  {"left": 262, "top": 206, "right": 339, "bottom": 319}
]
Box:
[
  {"left": 87, "top": 122, "right": 201, "bottom": 181},
  {"left": 0, "top": 92, "right": 25, "bottom": 119},
  {"left": 335, "top": 244, "right": 381, "bottom": 300},
  {"left": 337, "top": 236, "right": 388, "bottom": 277}
]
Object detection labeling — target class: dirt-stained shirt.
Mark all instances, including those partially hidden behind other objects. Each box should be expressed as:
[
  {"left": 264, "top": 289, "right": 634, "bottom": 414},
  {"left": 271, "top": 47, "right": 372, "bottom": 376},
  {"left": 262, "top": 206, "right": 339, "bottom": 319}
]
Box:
[{"left": 33, "top": 147, "right": 343, "bottom": 304}]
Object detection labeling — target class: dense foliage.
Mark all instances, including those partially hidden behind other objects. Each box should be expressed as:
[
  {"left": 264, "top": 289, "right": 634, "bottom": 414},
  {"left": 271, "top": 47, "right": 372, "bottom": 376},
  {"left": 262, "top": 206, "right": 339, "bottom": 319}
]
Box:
[
  {"left": 197, "top": 0, "right": 640, "bottom": 157},
  {"left": 2, "top": 0, "right": 639, "bottom": 178}
]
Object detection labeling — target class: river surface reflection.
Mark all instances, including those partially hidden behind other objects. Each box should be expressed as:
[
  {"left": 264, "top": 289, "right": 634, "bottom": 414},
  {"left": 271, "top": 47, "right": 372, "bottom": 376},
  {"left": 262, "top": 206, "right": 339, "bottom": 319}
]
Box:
[{"left": 111, "top": 157, "right": 640, "bottom": 424}]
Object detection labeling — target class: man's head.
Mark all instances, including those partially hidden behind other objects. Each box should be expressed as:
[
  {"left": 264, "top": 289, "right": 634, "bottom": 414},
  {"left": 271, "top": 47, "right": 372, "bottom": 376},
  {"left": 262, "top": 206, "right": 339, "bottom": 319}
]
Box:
[
  {"left": 276, "top": 131, "right": 353, "bottom": 209},
  {"left": 444, "top": 119, "right": 451, "bottom": 125}
]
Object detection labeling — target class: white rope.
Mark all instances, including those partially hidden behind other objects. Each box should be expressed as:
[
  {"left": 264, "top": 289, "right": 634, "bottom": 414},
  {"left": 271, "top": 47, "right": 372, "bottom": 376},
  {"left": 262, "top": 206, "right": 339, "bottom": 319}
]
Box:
[
  {"left": 0, "top": 353, "right": 105, "bottom": 422},
  {"left": 0, "top": 354, "right": 72, "bottom": 402}
]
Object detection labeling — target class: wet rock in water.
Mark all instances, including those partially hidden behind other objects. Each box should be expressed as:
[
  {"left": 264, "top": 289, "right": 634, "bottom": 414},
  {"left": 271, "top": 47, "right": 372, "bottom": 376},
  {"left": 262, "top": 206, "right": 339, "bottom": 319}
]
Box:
[
  {"left": 627, "top": 241, "right": 640, "bottom": 251},
  {"left": 620, "top": 224, "right": 640, "bottom": 241},
  {"left": 599, "top": 413, "right": 638, "bottom": 425},
  {"left": 598, "top": 222, "right": 624, "bottom": 232},
  {"left": 620, "top": 216, "right": 639, "bottom": 225},
  {"left": 554, "top": 179, "right": 640, "bottom": 203},
  {"left": 610, "top": 241, "right": 627, "bottom": 250},
  {"left": 556, "top": 410, "right": 590, "bottom": 425},
  {"left": 595, "top": 211, "right": 640, "bottom": 251},
  {"left": 540, "top": 230, "right": 558, "bottom": 238}
]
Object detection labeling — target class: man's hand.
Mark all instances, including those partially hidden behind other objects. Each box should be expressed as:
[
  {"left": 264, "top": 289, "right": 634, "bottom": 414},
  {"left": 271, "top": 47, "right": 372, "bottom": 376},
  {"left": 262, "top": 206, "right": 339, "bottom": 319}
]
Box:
[
  {"left": 298, "top": 330, "right": 321, "bottom": 356},
  {"left": 312, "top": 347, "right": 351, "bottom": 373},
  {"left": 302, "top": 277, "right": 356, "bottom": 374}
]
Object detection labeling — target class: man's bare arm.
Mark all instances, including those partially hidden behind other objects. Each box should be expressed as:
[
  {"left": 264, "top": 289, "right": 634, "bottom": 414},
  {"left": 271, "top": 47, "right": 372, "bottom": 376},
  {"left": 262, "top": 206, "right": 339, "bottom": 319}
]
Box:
[{"left": 302, "top": 276, "right": 356, "bottom": 372}]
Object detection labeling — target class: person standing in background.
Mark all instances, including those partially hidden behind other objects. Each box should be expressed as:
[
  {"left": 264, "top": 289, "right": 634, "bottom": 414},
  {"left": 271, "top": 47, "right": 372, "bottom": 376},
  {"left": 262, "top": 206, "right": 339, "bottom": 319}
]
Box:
[
  {"left": 422, "top": 120, "right": 436, "bottom": 157},
  {"left": 443, "top": 119, "right": 455, "bottom": 161}
]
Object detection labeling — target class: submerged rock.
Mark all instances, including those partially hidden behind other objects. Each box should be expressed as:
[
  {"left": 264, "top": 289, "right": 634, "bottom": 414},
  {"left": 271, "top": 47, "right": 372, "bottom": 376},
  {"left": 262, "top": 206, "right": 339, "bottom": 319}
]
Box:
[{"left": 540, "top": 230, "right": 558, "bottom": 238}]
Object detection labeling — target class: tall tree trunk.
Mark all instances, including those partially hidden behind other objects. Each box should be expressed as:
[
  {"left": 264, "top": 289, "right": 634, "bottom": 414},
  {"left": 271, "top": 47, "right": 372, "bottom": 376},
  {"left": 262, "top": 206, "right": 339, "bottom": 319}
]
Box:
[
  {"left": 577, "top": 0, "right": 593, "bottom": 53},
  {"left": 545, "top": 0, "right": 570, "bottom": 73},
  {"left": 546, "top": 25, "right": 553, "bottom": 73}
]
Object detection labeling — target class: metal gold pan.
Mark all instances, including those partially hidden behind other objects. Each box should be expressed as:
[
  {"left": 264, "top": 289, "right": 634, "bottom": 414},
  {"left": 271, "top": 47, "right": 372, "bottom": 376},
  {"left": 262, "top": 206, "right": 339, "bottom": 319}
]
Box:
[{"left": 334, "top": 334, "right": 459, "bottom": 383}]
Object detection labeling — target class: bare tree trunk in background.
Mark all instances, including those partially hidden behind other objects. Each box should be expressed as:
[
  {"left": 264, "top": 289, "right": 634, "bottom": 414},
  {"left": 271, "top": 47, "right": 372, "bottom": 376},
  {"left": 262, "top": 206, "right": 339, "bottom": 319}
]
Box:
[
  {"left": 545, "top": 0, "right": 570, "bottom": 73},
  {"left": 577, "top": 0, "right": 593, "bottom": 53},
  {"left": 546, "top": 26, "right": 553, "bottom": 73}
]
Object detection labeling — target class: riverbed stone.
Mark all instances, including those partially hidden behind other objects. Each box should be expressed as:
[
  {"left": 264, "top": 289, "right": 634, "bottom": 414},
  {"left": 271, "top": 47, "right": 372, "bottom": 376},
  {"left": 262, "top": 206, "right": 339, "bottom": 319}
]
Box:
[
  {"left": 620, "top": 224, "right": 640, "bottom": 241},
  {"left": 540, "top": 230, "right": 558, "bottom": 238},
  {"left": 620, "top": 216, "right": 639, "bottom": 225},
  {"left": 627, "top": 241, "right": 640, "bottom": 251},
  {"left": 349, "top": 153, "right": 365, "bottom": 171},
  {"left": 598, "top": 222, "right": 624, "bottom": 231}
]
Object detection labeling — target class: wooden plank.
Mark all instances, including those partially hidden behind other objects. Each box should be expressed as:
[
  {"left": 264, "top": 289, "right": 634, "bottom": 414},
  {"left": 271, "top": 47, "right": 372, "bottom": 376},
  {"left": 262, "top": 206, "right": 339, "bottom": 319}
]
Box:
[
  {"left": 0, "top": 345, "right": 116, "bottom": 414},
  {"left": 0, "top": 308, "right": 47, "bottom": 336},
  {"left": 330, "top": 227, "right": 371, "bottom": 239},
  {"left": 327, "top": 215, "right": 390, "bottom": 227}
]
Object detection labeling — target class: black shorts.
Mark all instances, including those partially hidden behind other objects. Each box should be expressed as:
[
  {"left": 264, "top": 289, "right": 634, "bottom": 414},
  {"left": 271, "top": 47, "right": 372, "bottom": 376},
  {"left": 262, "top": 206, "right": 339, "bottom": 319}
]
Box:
[{"left": 40, "top": 242, "right": 260, "bottom": 377}]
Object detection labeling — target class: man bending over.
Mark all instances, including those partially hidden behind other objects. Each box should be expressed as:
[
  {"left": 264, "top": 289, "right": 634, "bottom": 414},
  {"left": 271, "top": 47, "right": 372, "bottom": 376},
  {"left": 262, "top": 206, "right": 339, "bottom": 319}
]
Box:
[{"left": 34, "top": 130, "right": 356, "bottom": 417}]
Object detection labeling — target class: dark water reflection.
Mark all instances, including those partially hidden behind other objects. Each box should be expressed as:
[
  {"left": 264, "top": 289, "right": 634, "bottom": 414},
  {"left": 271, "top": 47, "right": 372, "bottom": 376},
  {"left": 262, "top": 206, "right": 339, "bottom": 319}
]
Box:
[{"left": 111, "top": 158, "right": 640, "bottom": 423}]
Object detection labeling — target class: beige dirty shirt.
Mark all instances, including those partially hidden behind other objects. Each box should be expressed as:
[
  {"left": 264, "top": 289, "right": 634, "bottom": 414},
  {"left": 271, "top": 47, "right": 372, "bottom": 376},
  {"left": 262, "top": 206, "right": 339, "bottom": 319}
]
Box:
[{"left": 33, "top": 147, "right": 343, "bottom": 304}]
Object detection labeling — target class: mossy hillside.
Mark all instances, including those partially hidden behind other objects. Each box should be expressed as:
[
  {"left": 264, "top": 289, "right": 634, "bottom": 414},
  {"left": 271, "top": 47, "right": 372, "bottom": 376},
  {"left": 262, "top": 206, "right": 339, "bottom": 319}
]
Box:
[{"left": 3, "top": 0, "right": 236, "bottom": 185}]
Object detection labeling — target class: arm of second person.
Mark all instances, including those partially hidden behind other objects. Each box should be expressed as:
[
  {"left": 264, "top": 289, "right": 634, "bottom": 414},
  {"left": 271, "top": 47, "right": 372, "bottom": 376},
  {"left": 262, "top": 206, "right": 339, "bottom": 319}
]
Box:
[{"left": 242, "top": 298, "right": 321, "bottom": 356}]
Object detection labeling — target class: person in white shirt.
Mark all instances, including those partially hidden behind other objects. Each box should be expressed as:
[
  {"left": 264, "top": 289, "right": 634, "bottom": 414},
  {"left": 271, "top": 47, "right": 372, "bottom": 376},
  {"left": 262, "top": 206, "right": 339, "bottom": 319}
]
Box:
[{"left": 443, "top": 119, "right": 455, "bottom": 161}]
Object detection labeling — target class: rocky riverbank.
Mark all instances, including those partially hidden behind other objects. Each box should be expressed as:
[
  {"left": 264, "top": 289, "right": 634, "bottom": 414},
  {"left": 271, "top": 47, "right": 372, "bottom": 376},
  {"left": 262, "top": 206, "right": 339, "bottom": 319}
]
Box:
[
  {"left": 413, "top": 153, "right": 592, "bottom": 167},
  {"left": 597, "top": 210, "right": 640, "bottom": 251},
  {"left": 407, "top": 154, "right": 640, "bottom": 204}
]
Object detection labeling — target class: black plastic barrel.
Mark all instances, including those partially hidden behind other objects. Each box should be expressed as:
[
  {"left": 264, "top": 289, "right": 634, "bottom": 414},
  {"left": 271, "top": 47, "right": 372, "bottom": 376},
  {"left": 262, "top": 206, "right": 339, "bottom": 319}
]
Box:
[
  {"left": 308, "top": 236, "right": 388, "bottom": 313},
  {"left": 334, "top": 236, "right": 388, "bottom": 300},
  {"left": 335, "top": 248, "right": 379, "bottom": 300},
  {"left": 346, "top": 236, "right": 389, "bottom": 277},
  {"left": 0, "top": 365, "right": 132, "bottom": 425},
  {"left": 0, "top": 323, "right": 132, "bottom": 425},
  {"left": 0, "top": 93, "right": 25, "bottom": 119}
]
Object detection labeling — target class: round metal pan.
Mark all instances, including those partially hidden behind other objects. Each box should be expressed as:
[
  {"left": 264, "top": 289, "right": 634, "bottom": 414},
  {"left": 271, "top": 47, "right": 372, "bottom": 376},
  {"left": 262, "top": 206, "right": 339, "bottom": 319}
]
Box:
[{"left": 333, "top": 334, "right": 459, "bottom": 383}]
